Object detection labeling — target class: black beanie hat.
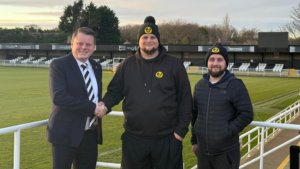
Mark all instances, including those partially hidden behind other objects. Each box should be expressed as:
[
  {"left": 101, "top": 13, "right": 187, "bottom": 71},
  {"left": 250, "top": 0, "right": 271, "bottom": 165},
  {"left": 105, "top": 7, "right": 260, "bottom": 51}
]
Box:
[
  {"left": 137, "top": 16, "right": 160, "bottom": 43},
  {"left": 206, "top": 44, "right": 229, "bottom": 67}
]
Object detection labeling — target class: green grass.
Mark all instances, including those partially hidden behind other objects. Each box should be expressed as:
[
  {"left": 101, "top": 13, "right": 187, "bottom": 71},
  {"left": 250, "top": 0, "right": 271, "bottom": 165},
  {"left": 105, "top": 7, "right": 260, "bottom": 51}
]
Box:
[{"left": 1, "top": 66, "right": 300, "bottom": 169}]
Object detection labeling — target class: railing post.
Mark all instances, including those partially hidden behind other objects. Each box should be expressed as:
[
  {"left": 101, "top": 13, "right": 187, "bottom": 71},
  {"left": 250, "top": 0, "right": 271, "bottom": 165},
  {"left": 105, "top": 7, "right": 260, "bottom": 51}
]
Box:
[
  {"left": 257, "top": 128, "right": 260, "bottom": 150},
  {"left": 259, "top": 127, "right": 265, "bottom": 169},
  {"left": 14, "top": 129, "right": 21, "bottom": 169},
  {"left": 247, "top": 134, "right": 251, "bottom": 157}
]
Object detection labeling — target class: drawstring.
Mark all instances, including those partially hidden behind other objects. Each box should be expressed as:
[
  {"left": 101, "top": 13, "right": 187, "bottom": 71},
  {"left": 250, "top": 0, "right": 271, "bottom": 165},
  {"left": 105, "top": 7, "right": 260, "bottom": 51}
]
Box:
[
  {"left": 137, "top": 58, "right": 154, "bottom": 94},
  {"left": 146, "top": 63, "right": 153, "bottom": 94}
]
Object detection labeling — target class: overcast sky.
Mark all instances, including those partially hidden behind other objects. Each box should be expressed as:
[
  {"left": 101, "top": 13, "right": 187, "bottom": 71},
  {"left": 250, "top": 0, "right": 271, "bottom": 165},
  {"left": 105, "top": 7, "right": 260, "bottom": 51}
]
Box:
[{"left": 0, "top": 0, "right": 298, "bottom": 31}]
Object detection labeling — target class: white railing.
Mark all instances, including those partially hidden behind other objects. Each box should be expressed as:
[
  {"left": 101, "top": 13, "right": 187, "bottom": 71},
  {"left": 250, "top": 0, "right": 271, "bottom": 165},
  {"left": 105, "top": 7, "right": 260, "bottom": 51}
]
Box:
[
  {"left": 185, "top": 65, "right": 296, "bottom": 77},
  {"left": 1, "top": 100, "right": 300, "bottom": 169},
  {"left": 239, "top": 99, "right": 300, "bottom": 160},
  {"left": 230, "top": 68, "right": 289, "bottom": 77},
  {"left": 0, "top": 120, "right": 48, "bottom": 169},
  {"left": 191, "top": 121, "right": 300, "bottom": 169},
  {"left": 1, "top": 60, "right": 300, "bottom": 77},
  {"left": 0, "top": 59, "right": 50, "bottom": 68},
  {"left": 0, "top": 111, "right": 123, "bottom": 169},
  {"left": 239, "top": 99, "right": 300, "bottom": 169},
  {"left": 240, "top": 121, "right": 300, "bottom": 169}
]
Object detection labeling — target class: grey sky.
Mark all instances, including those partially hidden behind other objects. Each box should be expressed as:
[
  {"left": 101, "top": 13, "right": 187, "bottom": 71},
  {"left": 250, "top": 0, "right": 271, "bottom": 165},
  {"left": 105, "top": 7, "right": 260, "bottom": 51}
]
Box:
[{"left": 0, "top": 0, "right": 298, "bottom": 31}]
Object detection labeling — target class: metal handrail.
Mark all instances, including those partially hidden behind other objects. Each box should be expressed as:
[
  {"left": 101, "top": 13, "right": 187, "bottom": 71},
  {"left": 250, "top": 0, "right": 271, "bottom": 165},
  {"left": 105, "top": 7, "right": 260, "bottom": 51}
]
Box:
[
  {"left": 238, "top": 99, "right": 300, "bottom": 169},
  {"left": 0, "top": 111, "right": 123, "bottom": 169},
  {"left": 239, "top": 100, "right": 300, "bottom": 160},
  {"left": 2, "top": 100, "right": 300, "bottom": 169},
  {"left": 240, "top": 121, "right": 300, "bottom": 169}
]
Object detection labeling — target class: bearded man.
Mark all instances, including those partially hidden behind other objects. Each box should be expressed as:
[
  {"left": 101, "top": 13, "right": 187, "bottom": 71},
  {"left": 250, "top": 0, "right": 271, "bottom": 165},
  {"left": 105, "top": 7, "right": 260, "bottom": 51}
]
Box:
[
  {"left": 101, "top": 16, "right": 193, "bottom": 169},
  {"left": 191, "top": 44, "right": 253, "bottom": 169}
]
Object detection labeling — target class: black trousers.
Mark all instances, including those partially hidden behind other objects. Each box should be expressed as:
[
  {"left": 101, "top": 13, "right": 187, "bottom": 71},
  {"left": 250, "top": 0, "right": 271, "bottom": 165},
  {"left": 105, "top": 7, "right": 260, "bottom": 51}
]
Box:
[
  {"left": 52, "top": 130, "right": 98, "bottom": 169},
  {"left": 196, "top": 148, "right": 240, "bottom": 169},
  {"left": 121, "top": 132, "right": 183, "bottom": 169}
]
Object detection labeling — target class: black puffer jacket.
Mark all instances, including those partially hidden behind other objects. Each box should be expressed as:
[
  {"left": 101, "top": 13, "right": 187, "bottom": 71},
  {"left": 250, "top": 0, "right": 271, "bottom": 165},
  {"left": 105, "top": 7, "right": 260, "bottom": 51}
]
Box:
[
  {"left": 103, "top": 46, "right": 192, "bottom": 138},
  {"left": 191, "top": 71, "right": 253, "bottom": 155}
]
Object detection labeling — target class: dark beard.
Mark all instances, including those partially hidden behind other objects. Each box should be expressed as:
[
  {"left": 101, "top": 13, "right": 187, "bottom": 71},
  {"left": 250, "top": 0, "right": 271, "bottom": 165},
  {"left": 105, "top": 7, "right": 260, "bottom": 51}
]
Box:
[
  {"left": 141, "top": 47, "right": 158, "bottom": 55},
  {"left": 208, "top": 68, "right": 226, "bottom": 77}
]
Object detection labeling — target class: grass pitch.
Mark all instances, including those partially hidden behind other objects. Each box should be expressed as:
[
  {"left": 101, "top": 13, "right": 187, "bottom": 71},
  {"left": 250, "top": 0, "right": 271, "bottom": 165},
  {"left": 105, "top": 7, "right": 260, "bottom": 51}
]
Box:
[{"left": 0, "top": 66, "right": 300, "bottom": 169}]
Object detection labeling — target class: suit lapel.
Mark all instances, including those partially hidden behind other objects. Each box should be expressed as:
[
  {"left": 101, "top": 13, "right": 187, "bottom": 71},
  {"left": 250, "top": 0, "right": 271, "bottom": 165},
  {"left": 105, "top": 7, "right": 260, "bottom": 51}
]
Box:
[{"left": 68, "top": 54, "right": 89, "bottom": 96}]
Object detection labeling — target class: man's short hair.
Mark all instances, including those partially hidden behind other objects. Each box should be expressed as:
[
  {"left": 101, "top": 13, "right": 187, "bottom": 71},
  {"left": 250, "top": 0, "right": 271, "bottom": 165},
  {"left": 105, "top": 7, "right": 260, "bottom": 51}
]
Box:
[{"left": 71, "top": 27, "right": 96, "bottom": 44}]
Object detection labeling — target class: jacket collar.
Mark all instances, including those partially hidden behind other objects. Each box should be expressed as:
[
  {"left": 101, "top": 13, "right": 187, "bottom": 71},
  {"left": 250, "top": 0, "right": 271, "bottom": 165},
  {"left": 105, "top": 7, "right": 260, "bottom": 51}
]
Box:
[{"left": 203, "top": 70, "right": 235, "bottom": 88}]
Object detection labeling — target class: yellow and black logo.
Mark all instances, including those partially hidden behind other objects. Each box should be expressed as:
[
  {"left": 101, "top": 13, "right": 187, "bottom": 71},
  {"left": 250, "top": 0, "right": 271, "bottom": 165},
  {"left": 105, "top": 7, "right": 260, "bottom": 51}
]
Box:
[
  {"left": 155, "top": 71, "right": 163, "bottom": 78},
  {"left": 144, "top": 26, "right": 153, "bottom": 34},
  {"left": 211, "top": 47, "right": 220, "bottom": 53}
]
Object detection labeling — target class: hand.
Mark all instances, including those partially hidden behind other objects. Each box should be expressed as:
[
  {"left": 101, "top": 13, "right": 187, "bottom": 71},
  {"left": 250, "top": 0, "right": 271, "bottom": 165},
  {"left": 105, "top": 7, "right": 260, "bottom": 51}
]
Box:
[
  {"left": 94, "top": 101, "right": 107, "bottom": 118},
  {"left": 98, "top": 101, "right": 108, "bottom": 117},
  {"left": 192, "top": 144, "right": 198, "bottom": 155},
  {"left": 174, "top": 132, "right": 183, "bottom": 141}
]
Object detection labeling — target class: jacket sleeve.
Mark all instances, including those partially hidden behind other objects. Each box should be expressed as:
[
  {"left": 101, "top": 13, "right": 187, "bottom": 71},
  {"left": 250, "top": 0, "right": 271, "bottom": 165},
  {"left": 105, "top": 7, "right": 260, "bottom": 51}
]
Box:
[
  {"left": 229, "top": 79, "right": 254, "bottom": 135},
  {"left": 174, "top": 62, "right": 193, "bottom": 138},
  {"left": 191, "top": 83, "right": 199, "bottom": 145},
  {"left": 102, "top": 62, "right": 125, "bottom": 112}
]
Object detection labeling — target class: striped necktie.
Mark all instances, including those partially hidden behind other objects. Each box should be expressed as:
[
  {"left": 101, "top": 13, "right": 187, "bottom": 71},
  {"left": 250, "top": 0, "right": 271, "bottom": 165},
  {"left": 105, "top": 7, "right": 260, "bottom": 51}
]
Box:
[
  {"left": 81, "top": 63, "right": 95, "bottom": 102},
  {"left": 81, "top": 63, "right": 97, "bottom": 129}
]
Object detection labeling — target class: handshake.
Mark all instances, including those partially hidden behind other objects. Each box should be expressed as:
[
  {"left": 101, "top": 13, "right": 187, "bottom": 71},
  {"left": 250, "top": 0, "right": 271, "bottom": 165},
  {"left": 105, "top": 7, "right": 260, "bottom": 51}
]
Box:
[
  {"left": 94, "top": 101, "right": 108, "bottom": 118},
  {"left": 89, "top": 101, "right": 108, "bottom": 127}
]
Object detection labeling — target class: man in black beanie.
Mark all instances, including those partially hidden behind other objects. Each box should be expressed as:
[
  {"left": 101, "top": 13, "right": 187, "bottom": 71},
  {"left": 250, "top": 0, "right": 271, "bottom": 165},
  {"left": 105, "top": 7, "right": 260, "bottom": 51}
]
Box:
[
  {"left": 190, "top": 44, "right": 253, "bottom": 169},
  {"left": 205, "top": 44, "right": 229, "bottom": 67},
  {"left": 101, "top": 16, "right": 192, "bottom": 169},
  {"left": 137, "top": 16, "right": 161, "bottom": 44}
]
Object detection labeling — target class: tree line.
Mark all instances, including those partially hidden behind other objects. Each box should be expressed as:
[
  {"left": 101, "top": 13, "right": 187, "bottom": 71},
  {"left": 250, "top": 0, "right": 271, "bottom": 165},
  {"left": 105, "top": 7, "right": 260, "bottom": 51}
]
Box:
[{"left": 0, "top": 0, "right": 299, "bottom": 45}]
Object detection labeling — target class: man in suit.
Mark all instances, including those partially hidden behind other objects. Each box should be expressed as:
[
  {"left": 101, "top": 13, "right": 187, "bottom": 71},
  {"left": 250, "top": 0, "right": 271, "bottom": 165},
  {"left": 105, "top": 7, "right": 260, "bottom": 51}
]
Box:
[{"left": 47, "top": 27, "right": 106, "bottom": 169}]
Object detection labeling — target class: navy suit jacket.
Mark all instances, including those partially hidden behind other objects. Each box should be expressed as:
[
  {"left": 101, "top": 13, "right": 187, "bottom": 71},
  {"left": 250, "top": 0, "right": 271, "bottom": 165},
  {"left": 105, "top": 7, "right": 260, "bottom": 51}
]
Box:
[{"left": 47, "top": 53, "right": 103, "bottom": 147}]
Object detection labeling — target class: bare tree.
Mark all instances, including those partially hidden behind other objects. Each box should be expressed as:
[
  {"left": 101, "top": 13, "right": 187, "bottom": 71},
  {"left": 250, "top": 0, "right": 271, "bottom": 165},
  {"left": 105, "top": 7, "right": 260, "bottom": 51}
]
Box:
[
  {"left": 283, "top": 3, "right": 300, "bottom": 40},
  {"left": 231, "top": 28, "right": 258, "bottom": 45},
  {"left": 119, "top": 15, "right": 260, "bottom": 45},
  {"left": 160, "top": 20, "right": 209, "bottom": 45},
  {"left": 206, "top": 25, "right": 223, "bottom": 45},
  {"left": 221, "top": 13, "right": 231, "bottom": 43},
  {"left": 119, "top": 24, "right": 139, "bottom": 44}
]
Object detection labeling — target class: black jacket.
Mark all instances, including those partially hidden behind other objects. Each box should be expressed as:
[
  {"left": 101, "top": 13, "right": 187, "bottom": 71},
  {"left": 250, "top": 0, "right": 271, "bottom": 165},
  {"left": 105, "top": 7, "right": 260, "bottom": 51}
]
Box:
[
  {"left": 191, "top": 71, "right": 253, "bottom": 155},
  {"left": 47, "top": 54, "right": 103, "bottom": 147},
  {"left": 103, "top": 46, "right": 192, "bottom": 138}
]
